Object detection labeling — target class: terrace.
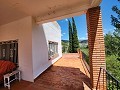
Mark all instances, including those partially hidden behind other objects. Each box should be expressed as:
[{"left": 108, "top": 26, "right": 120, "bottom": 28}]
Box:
[
  {"left": 0, "top": 53, "right": 91, "bottom": 90},
  {"left": 0, "top": 0, "right": 107, "bottom": 89}
]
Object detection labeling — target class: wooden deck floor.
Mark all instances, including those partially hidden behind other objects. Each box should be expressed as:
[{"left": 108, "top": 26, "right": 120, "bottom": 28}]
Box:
[{"left": 0, "top": 53, "right": 91, "bottom": 90}]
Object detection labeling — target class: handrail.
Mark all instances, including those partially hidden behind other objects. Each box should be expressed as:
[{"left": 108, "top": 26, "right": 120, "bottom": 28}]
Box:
[
  {"left": 96, "top": 67, "right": 120, "bottom": 90},
  {"left": 81, "top": 51, "right": 90, "bottom": 73},
  {"left": 96, "top": 67, "right": 102, "bottom": 90},
  {"left": 77, "top": 49, "right": 90, "bottom": 73}
]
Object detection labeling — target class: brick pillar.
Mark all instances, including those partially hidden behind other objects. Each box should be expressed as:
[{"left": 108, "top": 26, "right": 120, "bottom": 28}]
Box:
[{"left": 86, "top": 6, "right": 106, "bottom": 89}]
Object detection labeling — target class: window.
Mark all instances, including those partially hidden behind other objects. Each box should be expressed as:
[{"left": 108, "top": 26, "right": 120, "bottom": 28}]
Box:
[
  {"left": 48, "top": 41, "right": 58, "bottom": 60},
  {"left": 0, "top": 40, "right": 18, "bottom": 65}
]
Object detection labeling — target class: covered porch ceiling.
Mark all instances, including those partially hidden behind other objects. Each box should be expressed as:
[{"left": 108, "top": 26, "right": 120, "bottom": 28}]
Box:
[{"left": 0, "top": 0, "right": 101, "bottom": 25}]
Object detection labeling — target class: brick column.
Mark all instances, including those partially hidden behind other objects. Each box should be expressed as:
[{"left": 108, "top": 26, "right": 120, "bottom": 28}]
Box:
[{"left": 86, "top": 6, "right": 106, "bottom": 89}]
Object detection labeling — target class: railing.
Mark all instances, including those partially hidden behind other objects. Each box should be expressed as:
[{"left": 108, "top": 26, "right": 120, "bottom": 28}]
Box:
[
  {"left": 77, "top": 49, "right": 90, "bottom": 75},
  {"left": 96, "top": 67, "right": 120, "bottom": 90},
  {"left": 81, "top": 51, "right": 90, "bottom": 73}
]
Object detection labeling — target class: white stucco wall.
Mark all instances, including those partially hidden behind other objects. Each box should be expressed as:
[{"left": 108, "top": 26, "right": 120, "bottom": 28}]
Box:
[
  {"left": 0, "top": 16, "right": 34, "bottom": 82},
  {"left": 32, "top": 22, "right": 62, "bottom": 79},
  {"left": 0, "top": 17, "right": 62, "bottom": 82}
]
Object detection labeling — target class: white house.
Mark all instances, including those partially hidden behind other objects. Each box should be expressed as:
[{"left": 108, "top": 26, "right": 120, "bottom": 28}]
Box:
[
  {"left": 0, "top": 0, "right": 107, "bottom": 89},
  {"left": 0, "top": 17, "right": 62, "bottom": 82}
]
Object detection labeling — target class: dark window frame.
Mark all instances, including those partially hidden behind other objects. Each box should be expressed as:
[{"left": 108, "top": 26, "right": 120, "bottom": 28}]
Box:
[{"left": 0, "top": 40, "right": 18, "bottom": 66}]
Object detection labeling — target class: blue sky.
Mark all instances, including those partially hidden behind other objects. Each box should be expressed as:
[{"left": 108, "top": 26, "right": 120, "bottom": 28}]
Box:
[{"left": 57, "top": 0, "right": 119, "bottom": 40}]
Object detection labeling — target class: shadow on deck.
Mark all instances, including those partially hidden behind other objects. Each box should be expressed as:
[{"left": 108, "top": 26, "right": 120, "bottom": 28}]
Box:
[{"left": 0, "top": 53, "right": 92, "bottom": 90}]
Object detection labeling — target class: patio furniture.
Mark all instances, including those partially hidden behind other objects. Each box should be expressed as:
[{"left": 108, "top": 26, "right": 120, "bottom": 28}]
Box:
[{"left": 4, "top": 70, "right": 21, "bottom": 89}]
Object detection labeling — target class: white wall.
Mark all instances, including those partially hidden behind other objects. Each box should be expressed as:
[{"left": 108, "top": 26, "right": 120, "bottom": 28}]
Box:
[
  {"left": 0, "top": 17, "right": 62, "bottom": 82},
  {"left": 32, "top": 21, "right": 62, "bottom": 79},
  {"left": 0, "top": 16, "right": 34, "bottom": 82}
]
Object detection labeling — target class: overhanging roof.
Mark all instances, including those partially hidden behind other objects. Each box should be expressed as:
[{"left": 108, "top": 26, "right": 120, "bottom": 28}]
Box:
[{"left": 0, "top": 0, "right": 101, "bottom": 25}]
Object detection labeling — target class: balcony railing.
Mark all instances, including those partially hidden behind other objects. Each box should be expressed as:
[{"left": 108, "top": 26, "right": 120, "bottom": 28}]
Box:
[
  {"left": 96, "top": 67, "right": 120, "bottom": 90},
  {"left": 77, "top": 49, "right": 90, "bottom": 74}
]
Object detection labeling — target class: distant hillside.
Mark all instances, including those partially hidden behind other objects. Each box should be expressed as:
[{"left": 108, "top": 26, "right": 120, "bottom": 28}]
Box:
[
  {"left": 62, "top": 40, "right": 88, "bottom": 44},
  {"left": 80, "top": 40, "right": 88, "bottom": 43},
  {"left": 62, "top": 40, "right": 69, "bottom": 43},
  {"left": 62, "top": 39, "right": 88, "bottom": 53}
]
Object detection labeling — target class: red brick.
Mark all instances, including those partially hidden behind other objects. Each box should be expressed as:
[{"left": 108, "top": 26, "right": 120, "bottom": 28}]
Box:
[{"left": 86, "top": 6, "right": 106, "bottom": 90}]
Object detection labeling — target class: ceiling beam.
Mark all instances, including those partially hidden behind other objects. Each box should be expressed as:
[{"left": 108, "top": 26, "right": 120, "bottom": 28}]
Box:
[
  {"left": 36, "top": 3, "right": 90, "bottom": 24},
  {"left": 90, "top": 0, "right": 102, "bottom": 7},
  {"left": 36, "top": 10, "right": 87, "bottom": 24},
  {"left": 36, "top": 0, "right": 102, "bottom": 24}
]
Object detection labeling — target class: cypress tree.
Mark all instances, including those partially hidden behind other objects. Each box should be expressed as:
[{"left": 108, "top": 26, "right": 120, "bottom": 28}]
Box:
[
  {"left": 68, "top": 20, "right": 73, "bottom": 53},
  {"left": 72, "top": 17, "right": 79, "bottom": 53}
]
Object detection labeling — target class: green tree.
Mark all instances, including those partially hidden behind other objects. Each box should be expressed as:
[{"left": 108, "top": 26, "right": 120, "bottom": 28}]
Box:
[
  {"left": 62, "top": 41, "right": 69, "bottom": 53},
  {"left": 106, "top": 55, "right": 120, "bottom": 81},
  {"left": 72, "top": 17, "right": 79, "bottom": 53},
  {"left": 68, "top": 20, "right": 73, "bottom": 53},
  {"left": 104, "top": 32, "right": 116, "bottom": 55},
  {"left": 105, "top": 0, "right": 120, "bottom": 82},
  {"left": 111, "top": 0, "right": 120, "bottom": 60}
]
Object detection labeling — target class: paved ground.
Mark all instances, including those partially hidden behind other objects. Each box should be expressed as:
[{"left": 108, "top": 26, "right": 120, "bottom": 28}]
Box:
[{"left": 0, "top": 53, "right": 91, "bottom": 90}]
